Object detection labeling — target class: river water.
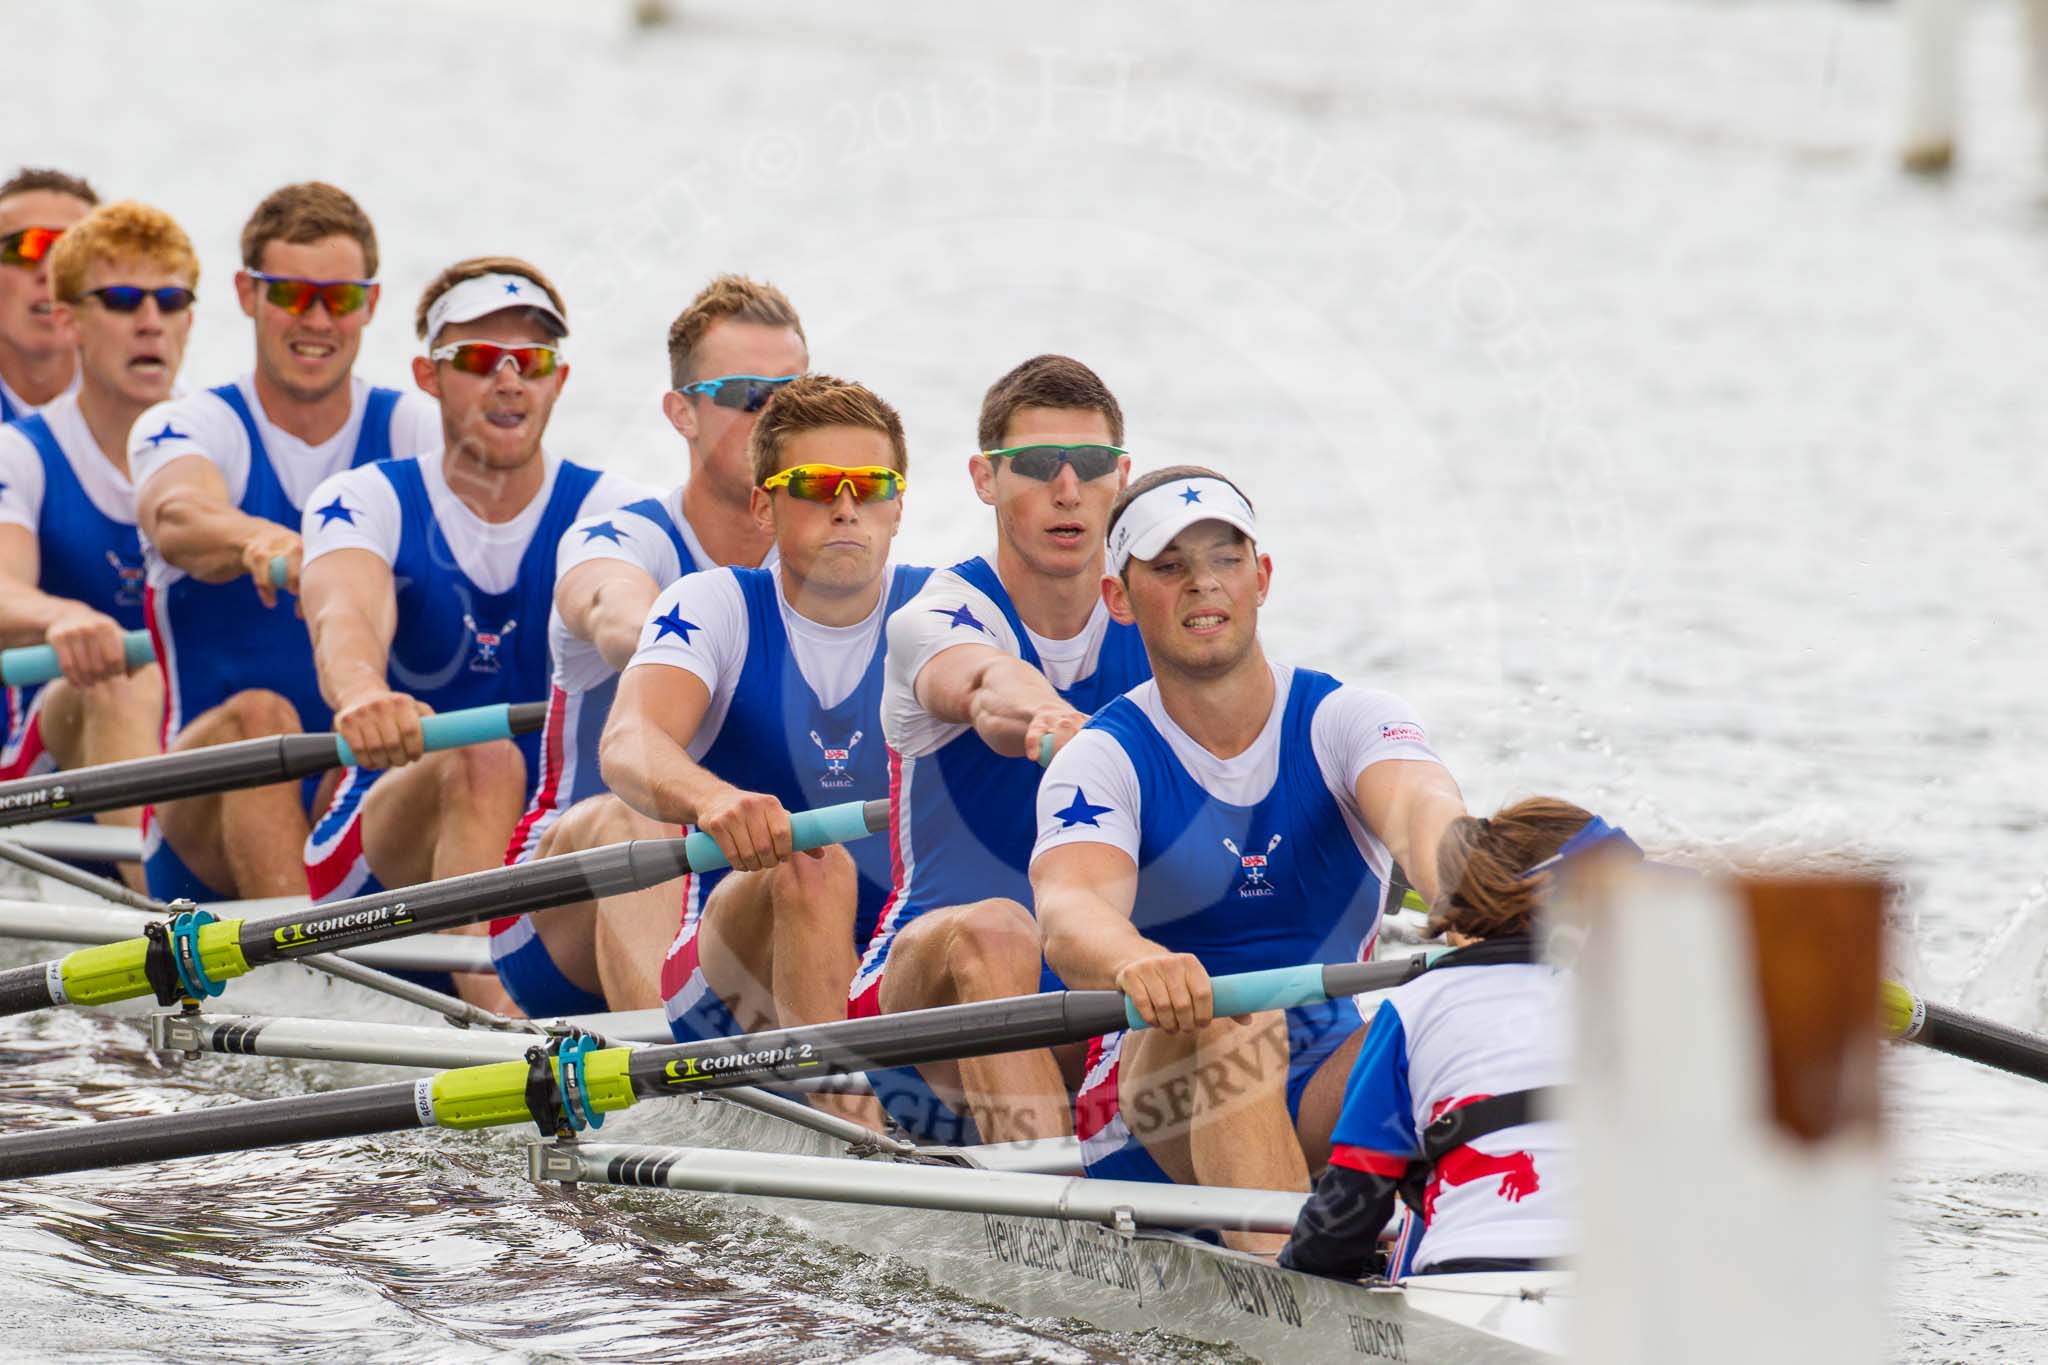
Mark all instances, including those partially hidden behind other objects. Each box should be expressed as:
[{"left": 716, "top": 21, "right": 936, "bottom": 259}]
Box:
[{"left": 4, "top": 0, "right": 2046, "bottom": 1358}]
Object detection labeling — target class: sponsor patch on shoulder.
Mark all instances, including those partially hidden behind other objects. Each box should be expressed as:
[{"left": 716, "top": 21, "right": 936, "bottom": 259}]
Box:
[{"left": 1380, "top": 722, "right": 1427, "bottom": 745}]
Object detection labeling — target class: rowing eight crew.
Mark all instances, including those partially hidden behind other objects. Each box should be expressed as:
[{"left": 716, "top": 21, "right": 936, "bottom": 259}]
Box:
[{"left": 0, "top": 168, "right": 1602, "bottom": 1276}]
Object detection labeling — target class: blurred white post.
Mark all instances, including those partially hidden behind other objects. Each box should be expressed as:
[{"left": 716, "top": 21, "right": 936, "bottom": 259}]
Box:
[
  {"left": 1564, "top": 865, "right": 1888, "bottom": 1365},
  {"left": 1901, "top": 0, "right": 1967, "bottom": 174},
  {"left": 2029, "top": 0, "right": 2048, "bottom": 167}
]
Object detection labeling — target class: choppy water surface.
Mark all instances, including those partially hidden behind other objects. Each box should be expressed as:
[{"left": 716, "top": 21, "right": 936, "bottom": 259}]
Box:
[{"left": 6, "top": 0, "right": 2048, "bottom": 1358}]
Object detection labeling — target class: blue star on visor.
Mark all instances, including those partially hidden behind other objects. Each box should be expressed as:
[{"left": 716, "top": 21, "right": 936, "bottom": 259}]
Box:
[
  {"left": 580, "top": 521, "right": 627, "bottom": 544},
  {"left": 503, "top": 280, "right": 522, "bottom": 295},
  {"left": 314, "top": 495, "right": 356, "bottom": 527},
  {"left": 142, "top": 422, "right": 191, "bottom": 449},
  {"left": 652, "top": 606, "right": 700, "bottom": 644},
  {"left": 1179, "top": 485, "right": 1202, "bottom": 504},
  {"left": 932, "top": 603, "right": 988, "bottom": 633},
  {"left": 1054, "top": 787, "right": 1114, "bottom": 829}
]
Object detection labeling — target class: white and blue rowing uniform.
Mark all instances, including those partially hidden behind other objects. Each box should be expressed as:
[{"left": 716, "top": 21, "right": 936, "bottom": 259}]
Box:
[
  {"left": 1286, "top": 940, "right": 1573, "bottom": 1278},
  {"left": 624, "top": 561, "right": 932, "bottom": 1043},
  {"left": 492, "top": 485, "right": 767, "bottom": 1017},
  {"left": 0, "top": 392, "right": 145, "bottom": 780},
  {"left": 0, "top": 366, "right": 76, "bottom": 427},
  {"left": 848, "top": 554, "right": 1151, "bottom": 1143},
  {"left": 297, "top": 449, "right": 646, "bottom": 906},
  {"left": 1032, "top": 663, "right": 1443, "bottom": 1184},
  {"left": 129, "top": 375, "right": 439, "bottom": 901}
]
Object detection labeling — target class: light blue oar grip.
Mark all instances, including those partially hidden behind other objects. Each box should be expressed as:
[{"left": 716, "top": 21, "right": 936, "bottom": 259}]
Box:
[
  {"left": 332, "top": 704, "right": 516, "bottom": 767},
  {"left": 1123, "top": 964, "right": 1329, "bottom": 1031},
  {"left": 0, "top": 630, "right": 155, "bottom": 687},
  {"left": 268, "top": 555, "right": 290, "bottom": 590},
  {"left": 679, "top": 799, "right": 884, "bottom": 873},
  {"left": 1037, "top": 734, "right": 1055, "bottom": 768}
]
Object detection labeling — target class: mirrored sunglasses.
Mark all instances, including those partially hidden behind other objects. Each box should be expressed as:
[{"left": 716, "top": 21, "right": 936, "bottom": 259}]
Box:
[
  {"left": 249, "top": 271, "right": 373, "bottom": 317},
  {"left": 679, "top": 373, "right": 799, "bottom": 412},
  {"left": 981, "top": 443, "right": 1124, "bottom": 481},
  {"left": 429, "top": 341, "right": 562, "bottom": 378},
  {"left": 760, "top": 463, "right": 906, "bottom": 503}
]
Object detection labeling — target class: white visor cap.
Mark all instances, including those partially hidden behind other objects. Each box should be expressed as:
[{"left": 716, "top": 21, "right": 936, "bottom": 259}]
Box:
[
  {"left": 425, "top": 272, "right": 567, "bottom": 346},
  {"left": 1106, "top": 477, "right": 1258, "bottom": 574}
]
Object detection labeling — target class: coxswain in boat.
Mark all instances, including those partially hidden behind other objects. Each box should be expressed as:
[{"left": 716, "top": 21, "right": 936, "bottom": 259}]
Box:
[
  {"left": 1030, "top": 464, "right": 1468, "bottom": 1253},
  {"left": 490, "top": 275, "right": 804, "bottom": 1018},
  {"left": 598, "top": 375, "right": 924, "bottom": 1125},
  {"left": 848, "top": 355, "right": 1151, "bottom": 1145},
  {"left": 131, "top": 183, "right": 439, "bottom": 903},
  {"left": 296, "top": 257, "right": 644, "bottom": 1009},
  {"left": 0, "top": 167, "right": 96, "bottom": 422},
  {"left": 1281, "top": 798, "right": 1633, "bottom": 1280},
  {"left": 0, "top": 200, "right": 192, "bottom": 880}
]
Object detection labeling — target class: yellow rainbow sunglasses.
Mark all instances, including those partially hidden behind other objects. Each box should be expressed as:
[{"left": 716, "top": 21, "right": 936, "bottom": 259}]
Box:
[{"left": 760, "top": 464, "right": 906, "bottom": 503}]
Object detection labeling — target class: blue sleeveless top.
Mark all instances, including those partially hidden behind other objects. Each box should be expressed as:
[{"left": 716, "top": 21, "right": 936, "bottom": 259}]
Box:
[
  {"left": 555, "top": 493, "right": 700, "bottom": 812},
  {"left": 9, "top": 414, "right": 143, "bottom": 627},
  {"left": 693, "top": 563, "right": 931, "bottom": 944},
  {"left": 895, "top": 554, "right": 1152, "bottom": 913},
  {"left": 1087, "top": 668, "right": 1384, "bottom": 973},
  {"left": 154, "top": 383, "right": 400, "bottom": 737},
  {"left": 379, "top": 456, "right": 601, "bottom": 786},
  {"left": 2, "top": 414, "right": 145, "bottom": 744}
]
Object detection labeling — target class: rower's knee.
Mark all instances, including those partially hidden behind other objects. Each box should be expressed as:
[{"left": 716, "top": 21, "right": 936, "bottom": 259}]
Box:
[
  {"left": 205, "top": 688, "right": 302, "bottom": 744},
  {"left": 79, "top": 663, "right": 162, "bottom": 717},
  {"left": 767, "top": 845, "right": 856, "bottom": 918},
  {"left": 942, "top": 899, "right": 1043, "bottom": 999},
  {"left": 435, "top": 738, "right": 524, "bottom": 805},
  {"left": 537, "top": 794, "right": 657, "bottom": 858}
]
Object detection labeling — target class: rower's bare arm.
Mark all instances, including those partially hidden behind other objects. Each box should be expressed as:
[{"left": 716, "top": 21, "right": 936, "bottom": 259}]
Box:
[
  {"left": 0, "top": 526, "right": 131, "bottom": 683},
  {"left": 600, "top": 663, "right": 802, "bottom": 870},
  {"left": 556, "top": 558, "right": 660, "bottom": 673},
  {"left": 1034, "top": 842, "right": 1211, "bottom": 1031},
  {"left": 915, "top": 642, "right": 1082, "bottom": 758},
  {"left": 302, "top": 547, "right": 421, "bottom": 766},
  {"left": 138, "top": 457, "right": 301, "bottom": 606},
  {"left": 1356, "top": 759, "right": 1466, "bottom": 908}
]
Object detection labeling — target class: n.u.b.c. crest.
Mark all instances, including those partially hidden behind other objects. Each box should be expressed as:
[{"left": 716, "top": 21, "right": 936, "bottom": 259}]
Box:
[
  {"left": 810, "top": 729, "right": 862, "bottom": 788},
  {"left": 107, "top": 551, "right": 144, "bottom": 608},
  {"left": 462, "top": 612, "right": 517, "bottom": 674},
  {"left": 1222, "top": 833, "right": 1284, "bottom": 897}
]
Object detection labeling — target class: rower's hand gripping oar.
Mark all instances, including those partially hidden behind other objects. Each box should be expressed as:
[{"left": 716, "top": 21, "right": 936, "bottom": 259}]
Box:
[
  {"left": 0, "top": 798, "right": 889, "bottom": 1018},
  {"left": 0, "top": 956, "right": 1426, "bottom": 1182},
  {"left": 0, "top": 630, "right": 155, "bottom": 689},
  {"left": 0, "top": 564, "right": 291, "bottom": 690},
  {"left": 1882, "top": 979, "right": 2048, "bottom": 1084},
  {"left": 0, "top": 700, "right": 547, "bottom": 830}
]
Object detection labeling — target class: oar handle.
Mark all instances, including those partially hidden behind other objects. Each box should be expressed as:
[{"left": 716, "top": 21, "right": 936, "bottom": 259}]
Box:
[
  {"left": 269, "top": 555, "right": 290, "bottom": 590},
  {"left": 1121, "top": 956, "right": 1433, "bottom": 1030},
  {"left": 0, "top": 630, "right": 154, "bottom": 687},
  {"left": 331, "top": 702, "right": 543, "bottom": 768},
  {"left": 1037, "top": 734, "right": 1054, "bottom": 768},
  {"left": 679, "top": 798, "right": 886, "bottom": 873}
]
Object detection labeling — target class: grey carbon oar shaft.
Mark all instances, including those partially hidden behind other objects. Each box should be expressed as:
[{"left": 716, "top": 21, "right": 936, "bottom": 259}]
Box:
[
  {"left": 0, "top": 701, "right": 547, "bottom": 828},
  {"left": 0, "top": 958, "right": 1423, "bottom": 1181},
  {"left": 0, "top": 799, "right": 890, "bottom": 1017}
]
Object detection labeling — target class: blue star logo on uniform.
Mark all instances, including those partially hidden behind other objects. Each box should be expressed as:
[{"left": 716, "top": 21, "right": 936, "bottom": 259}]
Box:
[
  {"left": 503, "top": 281, "right": 522, "bottom": 295},
  {"left": 653, "top": 606, "right": 699, "bottom": 644},
  {"left": 142, "top": 422, "right": 190, "bottom": 449},
  {"left": 1054, "top": 787, "right": 1113, "bottom": 829},
  {"left": 314, "top": 496, "right": 356, "bottom": 527},
  {"left": 932, "top": 603, "right": 987, "bottom": 633},
  {"left": 1179, "top": 485, "right": 1202, "bottom": 504},
  {"left": 580, "top": 521, "right": 627, "bottom": 544}
]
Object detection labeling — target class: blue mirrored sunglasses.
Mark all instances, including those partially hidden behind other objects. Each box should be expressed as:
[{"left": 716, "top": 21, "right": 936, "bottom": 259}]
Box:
[{"left": 678, "top": 374, "right": 800, "bottom": 412}]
